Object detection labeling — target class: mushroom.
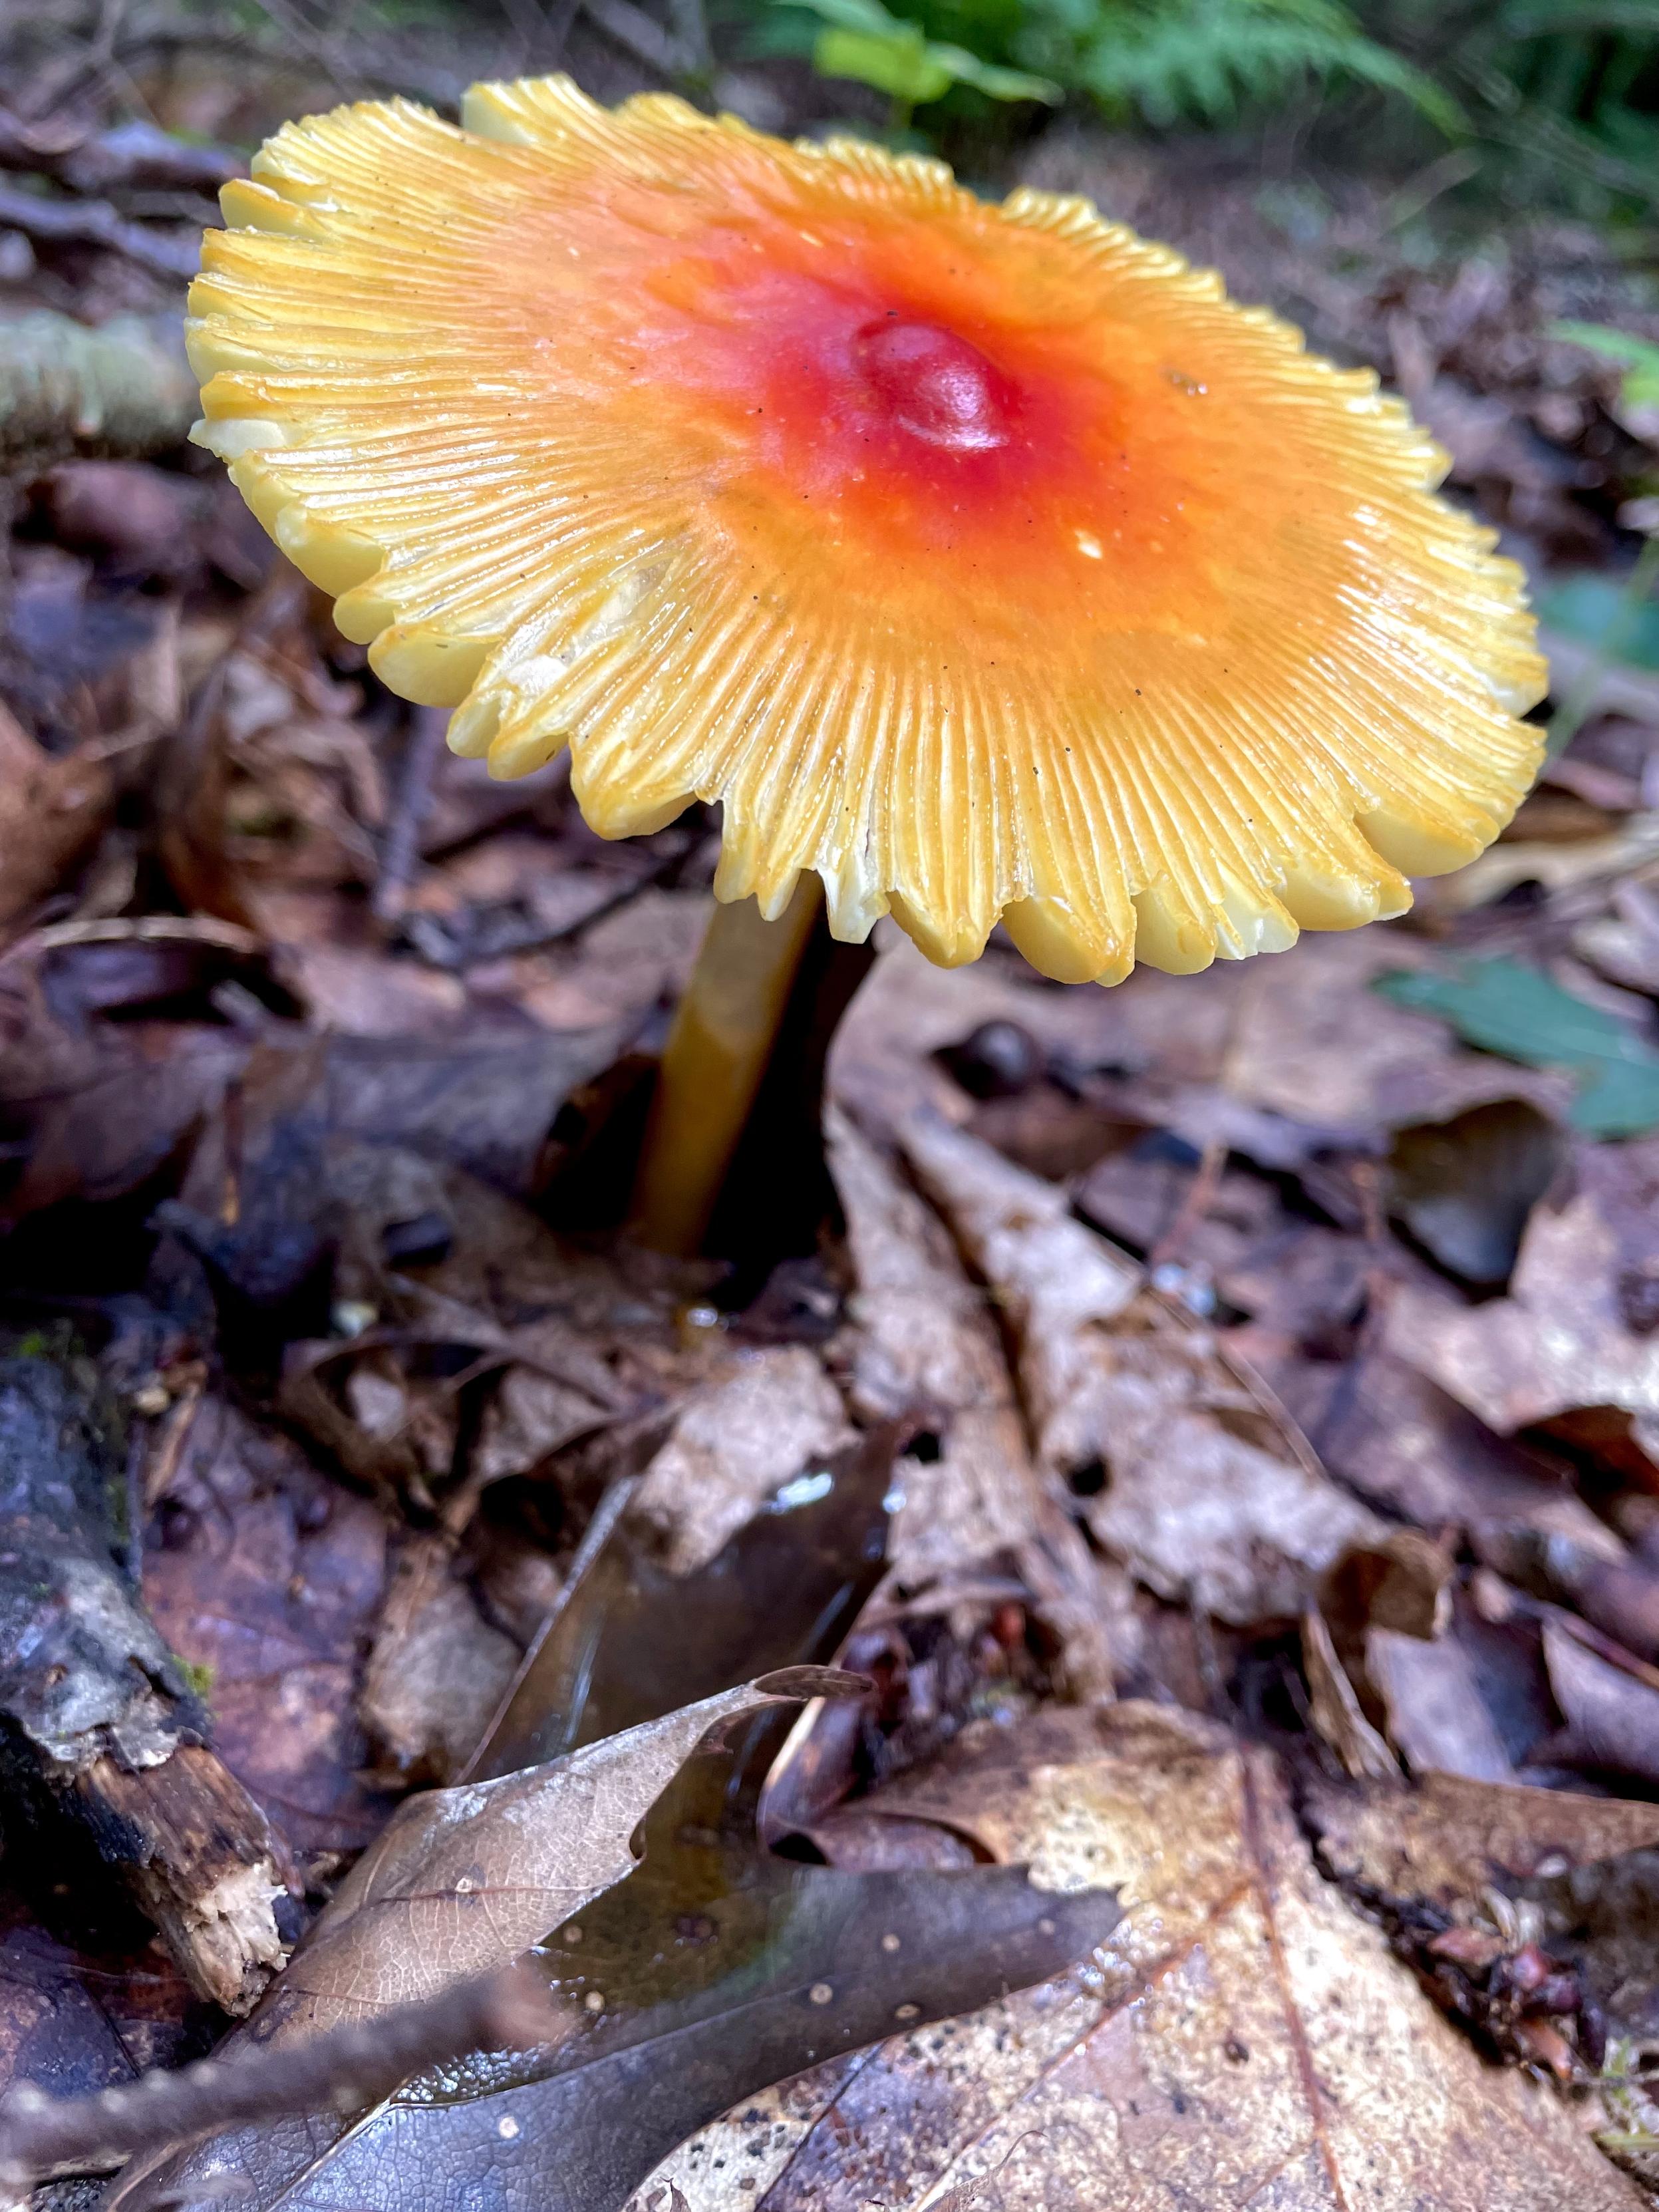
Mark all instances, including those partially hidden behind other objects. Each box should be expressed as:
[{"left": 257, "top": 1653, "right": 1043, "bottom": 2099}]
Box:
[{"left": 188, "top": 77, "right": 1546, "bottom": 1254}]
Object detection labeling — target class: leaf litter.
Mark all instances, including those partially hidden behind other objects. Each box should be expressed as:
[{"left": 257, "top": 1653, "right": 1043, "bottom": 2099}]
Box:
[{"left": 6, "top": 25, "right": 1659, "bottom": 2212}]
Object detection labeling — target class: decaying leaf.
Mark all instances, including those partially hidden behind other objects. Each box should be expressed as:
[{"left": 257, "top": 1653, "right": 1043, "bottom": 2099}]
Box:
[
  {"left": 0, "top": 699, "right": 111, "bottom": 925},
  {"left": 358, "top": 1534, "right": 520, "bottom": 1787},
  {"left": 0, "top": 925, "right": 250, "bottom": 1231},
  {"left": 0, "top": 1887, "right": 204, "bottom": 2106},
  {"left": 1301, "top": 1346, "right": 1621, "bottom": 1555},
  {"left": 829, "top": 1107, "right": 1124, "bottom": 1693},
  {"left": 1306, "top": 1764, "right": 1659, "bottom": 1914},
  {"left": 106, "top": 1670, "right": 1116, "bottom": 2212},
  {"left": 1305, "top": 1760, "right": 1659, "bottom": 2086},
  {"left": 630, "top": 1348, "right": 855, "bottom": 1576},
  {"left": 1197, "top": 931, "right": 1572, "bottom": 1137},
  {"left": 271, "top": 1676, "right": 857, "bottom": 2040},
  {"left": 472, "top": 1424, "right": 894, "bottom": 1778},
  {"left": 140, "top": 1392, "right": 394, "bottom": 1863},
  {"left": 1539, "top": 1617, "right": 1659, "bottom": 1788},
  {"left": 1386, "top": 1097, "right": 1567, "bottom": 1287},
  {"left": 1366, "top": 1624, "right": 1517, "bottom": 1783},
  {"left": 630, "top": 1705, "right": 1641, "bottom": 2211},
  {"left": 1386, "top": 1144, "right": 1659, "bottom": 1482},
  {"left": 902, "top": 1112, "right": 1380, "bottom": 1623}
]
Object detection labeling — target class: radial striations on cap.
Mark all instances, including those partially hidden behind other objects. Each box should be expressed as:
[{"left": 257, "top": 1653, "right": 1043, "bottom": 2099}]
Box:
[{"left": 189, "top": 76, "right": 1547, "bottom": 983}]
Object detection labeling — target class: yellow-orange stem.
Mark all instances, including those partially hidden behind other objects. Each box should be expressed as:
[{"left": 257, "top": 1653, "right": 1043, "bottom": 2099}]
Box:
[{"left": 628, "top": 877, "right": 824, "bottom": 1256}]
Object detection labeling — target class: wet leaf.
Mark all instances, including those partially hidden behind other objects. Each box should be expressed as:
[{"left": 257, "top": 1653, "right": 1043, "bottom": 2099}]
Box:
[
  {"left": 106, "top": 1669, "right": 1089, "bottom": 2212},
  {"left": 472, "top": 1424, "right": 894, "bottom": 1778},
  {"left": 629, "top": 1348, "right": 855, "bottom": 1577},
  {"left": 1386, "top": 1098, "right": 1567, "bottom": 1287},
  {"left": 631, "top": 1705, "right": 1642, "bottom": 2211},
  {"left": 283, "top": 1768, "right": 1116, "bottom": 2212},
  {"left": 0, "top": 1889, "right": 205, "bottom": 2104}
]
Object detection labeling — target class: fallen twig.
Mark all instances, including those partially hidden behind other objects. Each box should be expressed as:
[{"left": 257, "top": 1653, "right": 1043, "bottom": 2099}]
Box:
[
  {"left": 373, "top": 704, "right": 453, "bottom": 923},
  {"left": 0, "top": 110, "right": 241, "bottom": 195},
  {"left": 398, "top": 816, "right": 698, "bottom": 971},
  {"left": 0, "top": 1964, "right": 563, "bottom": 2196},
  {"left": 0, "top": 180, "right": 200, "bottom": 279}
]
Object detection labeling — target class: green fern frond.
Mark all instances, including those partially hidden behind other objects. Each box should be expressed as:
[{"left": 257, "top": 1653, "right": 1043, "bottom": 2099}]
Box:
[{"left": 1078, "top": 0, "right": 1461, "bottom": 130}]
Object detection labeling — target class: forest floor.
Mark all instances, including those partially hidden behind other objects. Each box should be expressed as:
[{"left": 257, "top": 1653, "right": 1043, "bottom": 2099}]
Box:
[{"left": 3, "top": 9, "right": 1659, "bottom": 2211}]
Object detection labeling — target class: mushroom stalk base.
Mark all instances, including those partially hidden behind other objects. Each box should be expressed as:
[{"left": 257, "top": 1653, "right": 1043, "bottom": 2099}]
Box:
[{"left": 629, "top": 877, "right": 826, "bottom": 1257}]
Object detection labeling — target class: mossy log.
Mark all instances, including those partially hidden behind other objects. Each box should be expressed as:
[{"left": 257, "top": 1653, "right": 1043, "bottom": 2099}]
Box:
[{"left": 0, "top": 309, "right": 196, "bottom": 473}]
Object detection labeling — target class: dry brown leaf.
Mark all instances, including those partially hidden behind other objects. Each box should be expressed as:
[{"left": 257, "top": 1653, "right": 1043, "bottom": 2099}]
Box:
[
  {"left": 1300, "top": 1346, "right": 1620, "bottom": 1554},
  {"left": 1300, "top": 1538, "right": 1513, "bottom": 1784},
  {"left": 1301, "top": 1607, "right": 1400, "bottom": 1782},
  {"left": 195, "top": 1670, "right": 858, "bottom": 2052},
  {"left": 829, "top": 1109, "right": 1124, "bottom": 1691},
  {"left": 1386, "top": 1149, "right": 1659, "bottom": 1482},
  {"left": 902, "top": 1112, "right": 1380, "bottom": 1624},
  {"left": 0, "top": 699, "right": 111, "bottom": 925},
  {"left": 828, "top": 935, "right": 1134, "bottom": 1137},
  {"left": 629, "top": 1705, "right": 1642, "bottom": 2211},
  {"left": 1197, "top": 931, "right": 1572, "bottom": 1135},
  {"left": 1306, "top": 1766, "right": 1659, "bottom": 1913},
  {"left": 897, "top": 1108, "right": 1141, "bottom": 1466},
  {"left": 1540, "top": 1617, "right": 1659, "bottom": 1788},
  {"left": 472, "top": 1353, "right": 633, "bottom": 1488},
  {"left": 630, "top": 1348, "right": 855, "bottom": 1576},
  {"left": 358, "top": 1533, "right": 520, "bottom": 1786},
  {"left": 1366, "top": 1626, "right": 1516, "bottom": 1782}
]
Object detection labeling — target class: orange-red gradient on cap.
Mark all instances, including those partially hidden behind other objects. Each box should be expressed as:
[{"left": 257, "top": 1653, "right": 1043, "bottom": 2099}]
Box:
[{"left": 189, "top": 77, "right": 1547, "bottom": 983}]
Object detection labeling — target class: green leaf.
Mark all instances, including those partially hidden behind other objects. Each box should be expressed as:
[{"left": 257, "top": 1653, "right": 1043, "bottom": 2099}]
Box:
[
  {"left": 1550, "top": 321, "right": 1659, "bottom": 410},
  {"left": 798, "top": 0, "right": 1058, "bottom": 100},
  {"left": 814, "top": 21, "right": 953, "bottom": 97},
  {"left": 1375, "top": 959, "right": 1659, "bottom": 1137},
  {"left": 1536, "top": 571, "right": 1659, "bottom": 673}
]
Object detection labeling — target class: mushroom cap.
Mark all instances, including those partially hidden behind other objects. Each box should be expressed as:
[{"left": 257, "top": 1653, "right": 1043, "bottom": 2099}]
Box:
[{"left": 190, "top": 77, "right": 1546, "bottom": 983}]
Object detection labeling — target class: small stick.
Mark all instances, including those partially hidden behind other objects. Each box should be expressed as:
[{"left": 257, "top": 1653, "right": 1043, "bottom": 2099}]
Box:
[
  {"left": 0, "top": 180, "right": 198, "bottom": 279},
  {"left": 0, "top": 1965, "right": 563, "bottom": 2194},
  {"left": 372, "top": 705, "right": 452, "bottom": 923}
]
